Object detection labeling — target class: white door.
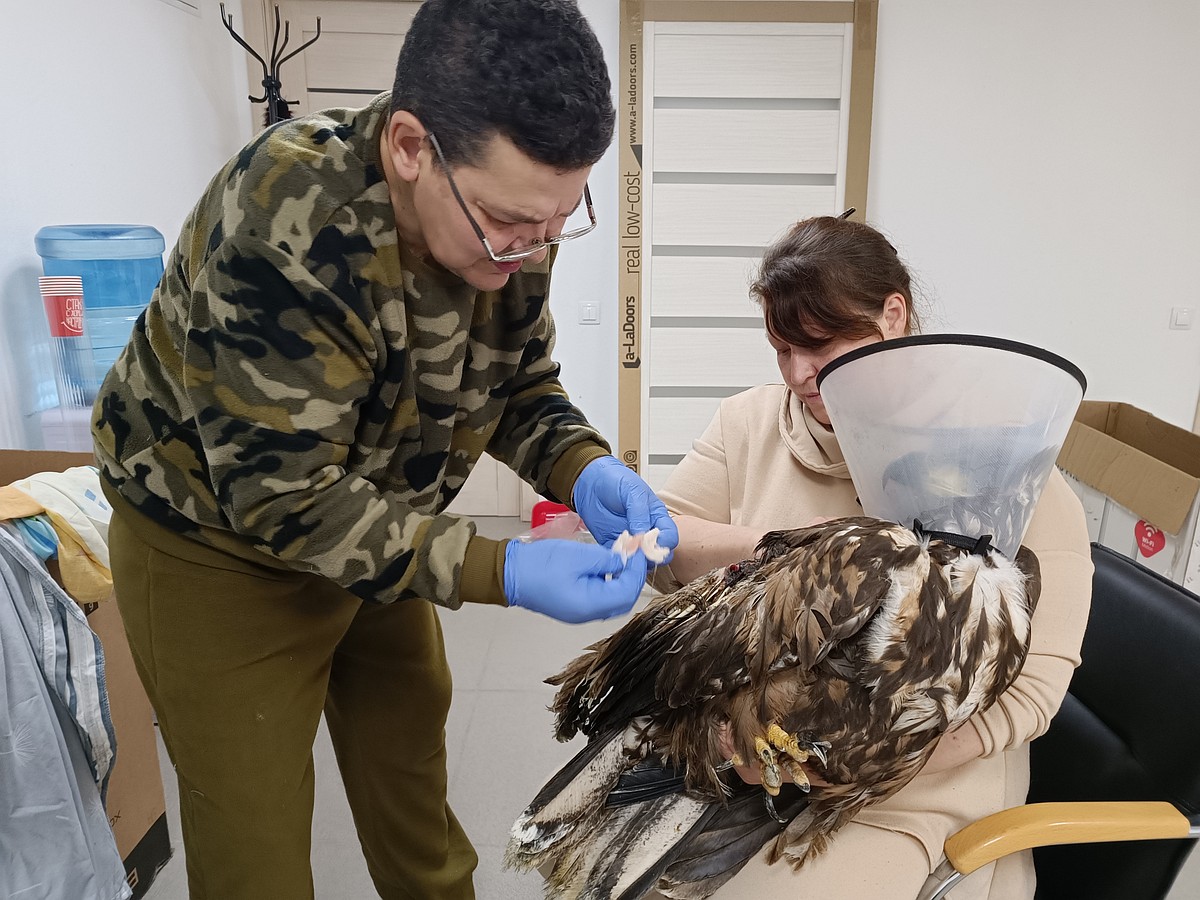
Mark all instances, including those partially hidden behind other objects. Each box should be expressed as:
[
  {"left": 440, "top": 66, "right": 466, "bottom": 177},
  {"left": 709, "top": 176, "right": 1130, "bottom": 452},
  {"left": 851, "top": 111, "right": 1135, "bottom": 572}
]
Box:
[{"left": 640, "top": 21, "right": 857, "bottom": 490}]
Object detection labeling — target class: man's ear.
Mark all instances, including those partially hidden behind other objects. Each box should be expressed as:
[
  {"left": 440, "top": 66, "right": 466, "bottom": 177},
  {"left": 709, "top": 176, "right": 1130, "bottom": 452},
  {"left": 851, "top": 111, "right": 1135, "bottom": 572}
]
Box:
[{"left": 383, "top": 110, "right": 427, "bottom": 184}]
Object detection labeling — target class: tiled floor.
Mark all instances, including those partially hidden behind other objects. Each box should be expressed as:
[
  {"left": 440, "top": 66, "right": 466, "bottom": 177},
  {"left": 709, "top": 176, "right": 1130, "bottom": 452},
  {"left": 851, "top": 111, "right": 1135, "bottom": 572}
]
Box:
[{"left": 142, "top": 517, "right": 1200, "bottom": 900}]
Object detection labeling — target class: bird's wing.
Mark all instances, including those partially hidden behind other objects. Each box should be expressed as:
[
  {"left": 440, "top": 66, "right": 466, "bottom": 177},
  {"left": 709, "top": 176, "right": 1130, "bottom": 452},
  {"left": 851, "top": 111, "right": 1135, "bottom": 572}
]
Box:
[
  {"left": 751, "top": 518, "right": 926, "bottom": 684},
  {"left": 550, "top": 518, "right": 925, "bottom": 742},
  {"left": 656, "top": 518, "right": 923, "bottom": 709},
  {"left": 549, "top": 567, "right": 735, "bottom": 739},
  {"left": 545, "top": 518, "right": 842, "bottom": 739}
]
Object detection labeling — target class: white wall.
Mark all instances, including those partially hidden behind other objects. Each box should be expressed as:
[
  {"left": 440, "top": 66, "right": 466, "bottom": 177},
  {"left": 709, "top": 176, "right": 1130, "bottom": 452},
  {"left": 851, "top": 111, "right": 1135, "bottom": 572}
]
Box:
[
  {"left": 869, "top": 0, "right": 1200, "bottom": 429},
  {"left": 0, "top": 0, "right": 252, "bottom": 448},
  {"left": 542, "top": 0, "right": 622, "bottom": 445}
]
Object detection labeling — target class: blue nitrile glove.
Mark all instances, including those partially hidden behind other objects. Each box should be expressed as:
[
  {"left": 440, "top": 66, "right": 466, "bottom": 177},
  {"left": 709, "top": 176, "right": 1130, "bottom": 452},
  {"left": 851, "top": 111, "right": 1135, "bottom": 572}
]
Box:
[
  {"left": 572, "top": 456, "right": 680, "bottom": 555},
  {"left": 503, "top": 538, "right": 649, "bottom": 624}
]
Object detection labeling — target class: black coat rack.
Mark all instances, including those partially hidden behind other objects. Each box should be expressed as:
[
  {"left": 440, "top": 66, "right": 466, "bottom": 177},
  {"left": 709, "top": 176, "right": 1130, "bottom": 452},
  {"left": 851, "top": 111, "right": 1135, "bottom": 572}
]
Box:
[{"left": 219, "top": 3, "right": 322, "bottom": 127}]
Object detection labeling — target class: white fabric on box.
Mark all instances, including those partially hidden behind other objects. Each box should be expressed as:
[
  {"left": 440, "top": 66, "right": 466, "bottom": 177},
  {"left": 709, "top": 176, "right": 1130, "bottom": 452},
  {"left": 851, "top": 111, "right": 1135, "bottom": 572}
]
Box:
[
  {"left": 0, "top": 524, "right": 129, "bottom": 899},
  {"left": 0, "top": 524, "right": 116, "bottom": 787}
]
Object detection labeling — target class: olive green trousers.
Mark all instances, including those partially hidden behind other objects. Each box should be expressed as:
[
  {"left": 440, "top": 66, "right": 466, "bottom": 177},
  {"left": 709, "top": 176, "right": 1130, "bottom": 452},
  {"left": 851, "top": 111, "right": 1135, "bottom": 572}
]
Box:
[{"left": 107, "top": 498, "right": 476, "bottom": 899}]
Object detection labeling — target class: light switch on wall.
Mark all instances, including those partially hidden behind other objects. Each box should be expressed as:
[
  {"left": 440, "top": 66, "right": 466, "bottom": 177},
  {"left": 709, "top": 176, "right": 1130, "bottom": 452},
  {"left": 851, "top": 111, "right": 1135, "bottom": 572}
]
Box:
[
  {"left": 1170, "top": 307, "right": 1193, "bottom": 330},
  {"left": 579, "top": 302, "right": 600, "bottom": 324}
]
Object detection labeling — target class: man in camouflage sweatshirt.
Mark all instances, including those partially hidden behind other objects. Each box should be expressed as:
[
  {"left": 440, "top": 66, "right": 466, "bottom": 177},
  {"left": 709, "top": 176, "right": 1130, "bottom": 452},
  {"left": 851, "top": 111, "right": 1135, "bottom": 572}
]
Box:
[{"left": 92, "top": 2, "right": 677, "bottom": 897}]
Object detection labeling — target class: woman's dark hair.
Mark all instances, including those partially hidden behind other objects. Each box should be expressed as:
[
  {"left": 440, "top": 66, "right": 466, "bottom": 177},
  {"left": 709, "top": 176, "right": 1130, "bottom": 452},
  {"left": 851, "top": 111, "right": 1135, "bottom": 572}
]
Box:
[
  {"left": 391, "top": 0, "right": 615, "bottom": 171},
  {"left": 751, "top": 216, "right": 920, "bottom": 349}
]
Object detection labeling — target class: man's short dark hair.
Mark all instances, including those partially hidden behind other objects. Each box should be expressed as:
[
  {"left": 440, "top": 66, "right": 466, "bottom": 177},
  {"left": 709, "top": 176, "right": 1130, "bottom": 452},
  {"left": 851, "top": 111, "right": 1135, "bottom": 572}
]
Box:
[{"left": 391, "top": 0, "right": 615, "bottom": 171}]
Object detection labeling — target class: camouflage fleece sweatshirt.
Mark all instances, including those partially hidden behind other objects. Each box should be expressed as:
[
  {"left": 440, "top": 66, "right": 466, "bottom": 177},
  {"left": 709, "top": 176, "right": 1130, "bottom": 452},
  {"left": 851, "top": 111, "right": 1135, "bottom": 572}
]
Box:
[{"left": 92, "top": 93, "right": 609, "bottom": 608}]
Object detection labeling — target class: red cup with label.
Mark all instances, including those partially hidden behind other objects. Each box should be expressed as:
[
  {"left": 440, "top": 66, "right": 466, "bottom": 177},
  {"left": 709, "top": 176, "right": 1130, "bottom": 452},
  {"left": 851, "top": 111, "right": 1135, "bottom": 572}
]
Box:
[{"left": 39, "top": 276, "right": 97, "bottom": 406}]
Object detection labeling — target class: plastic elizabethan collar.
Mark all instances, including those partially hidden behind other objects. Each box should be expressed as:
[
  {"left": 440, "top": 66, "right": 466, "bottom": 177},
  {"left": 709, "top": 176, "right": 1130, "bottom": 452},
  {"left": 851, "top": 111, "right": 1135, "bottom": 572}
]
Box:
[{"left": 816, "top": 335, "right": 1086, "bottom": 558}]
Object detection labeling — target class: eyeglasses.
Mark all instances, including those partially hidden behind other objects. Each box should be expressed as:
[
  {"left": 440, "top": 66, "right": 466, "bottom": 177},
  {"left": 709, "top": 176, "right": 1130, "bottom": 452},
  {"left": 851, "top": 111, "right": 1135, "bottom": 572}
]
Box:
[{"left": 426, "top": 132, "right": 597, "bottom": 263}]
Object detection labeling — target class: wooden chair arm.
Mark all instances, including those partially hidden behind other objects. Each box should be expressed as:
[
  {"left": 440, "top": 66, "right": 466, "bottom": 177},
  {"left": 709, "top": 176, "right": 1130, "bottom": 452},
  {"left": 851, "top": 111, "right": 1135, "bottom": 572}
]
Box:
[
  {"left": 945, "top": 802, "right": 1193, "bottom": 876},
  {"left": 917, "top": 802, "right": 1197, "bottom": 900}
]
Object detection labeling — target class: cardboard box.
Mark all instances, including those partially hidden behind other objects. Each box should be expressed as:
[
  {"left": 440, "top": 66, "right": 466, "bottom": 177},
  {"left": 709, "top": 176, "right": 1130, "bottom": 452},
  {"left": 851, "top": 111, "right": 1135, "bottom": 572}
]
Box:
[
  {"left": 1056, "top": 402, "right": 1200, "bottom": 592},
  {"left": 0, "top": 449, "right": 172, "bottom": 899}
]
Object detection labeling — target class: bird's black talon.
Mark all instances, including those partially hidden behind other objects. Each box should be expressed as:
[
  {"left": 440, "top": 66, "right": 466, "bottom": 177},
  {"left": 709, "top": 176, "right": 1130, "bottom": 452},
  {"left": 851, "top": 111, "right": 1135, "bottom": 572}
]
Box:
[
  {"left": 803, "top": 739, "right": 832, "bottom": 767},
  {"left": 764, "top": 791, "right": 788, "bottom": 824}
]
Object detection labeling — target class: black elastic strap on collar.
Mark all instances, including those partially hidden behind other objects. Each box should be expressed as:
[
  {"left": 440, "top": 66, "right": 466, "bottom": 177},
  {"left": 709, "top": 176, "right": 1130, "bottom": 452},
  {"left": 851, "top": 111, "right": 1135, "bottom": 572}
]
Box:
[{"left": 912, "top": 520, "right": 994, "bottom": 556}]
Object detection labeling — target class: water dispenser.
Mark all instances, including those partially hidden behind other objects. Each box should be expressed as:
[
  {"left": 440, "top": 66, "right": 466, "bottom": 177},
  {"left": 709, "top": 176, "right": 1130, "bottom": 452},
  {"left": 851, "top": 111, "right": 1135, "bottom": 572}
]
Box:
[{"left": 35, "top": 224, "right": 166, "bottom": 392}]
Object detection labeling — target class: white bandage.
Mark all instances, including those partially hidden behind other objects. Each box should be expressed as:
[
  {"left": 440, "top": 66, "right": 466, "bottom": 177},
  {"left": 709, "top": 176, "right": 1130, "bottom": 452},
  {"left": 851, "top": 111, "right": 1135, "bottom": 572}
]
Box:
[{"left": 612, "top": 528, "right": 670, "bottom": 565}]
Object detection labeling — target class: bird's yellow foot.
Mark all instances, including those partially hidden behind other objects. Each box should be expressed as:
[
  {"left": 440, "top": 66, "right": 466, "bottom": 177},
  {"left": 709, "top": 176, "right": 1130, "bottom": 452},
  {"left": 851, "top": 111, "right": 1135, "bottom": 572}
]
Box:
[
  {"left": 763, "top": 724, "right": 810, "bottom": 791},
  {"left": 783, "top": 759, "right": 812, "bottom": 791},
  {"left": 754, "top": 736, "right": 784, "bottom": 795},
  {"left": 767, "top": 724, "right": 808, "bottom": 760},
  {"left": 766, "top": 724, "right": 832, "bottom": 792}
]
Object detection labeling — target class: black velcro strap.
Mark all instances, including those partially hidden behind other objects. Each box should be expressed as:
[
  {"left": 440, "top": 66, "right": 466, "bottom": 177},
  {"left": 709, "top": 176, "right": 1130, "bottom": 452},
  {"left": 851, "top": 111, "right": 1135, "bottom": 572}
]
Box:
[
  {"left": 605, "top": 760, "right": 688, "bottom": 807},
  {"left": 912, "top": 519, "right": 995, "bottom": 556}
]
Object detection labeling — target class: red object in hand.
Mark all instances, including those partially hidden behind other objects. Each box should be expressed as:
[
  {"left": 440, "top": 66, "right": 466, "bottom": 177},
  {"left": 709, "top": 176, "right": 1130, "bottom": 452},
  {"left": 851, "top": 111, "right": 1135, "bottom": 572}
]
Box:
[
  {"left": 532, "top": 501, "right": 573, "bottom": 529},
  {"left": 1135, "top": 520, "right": 1166, "bottom": 558}
]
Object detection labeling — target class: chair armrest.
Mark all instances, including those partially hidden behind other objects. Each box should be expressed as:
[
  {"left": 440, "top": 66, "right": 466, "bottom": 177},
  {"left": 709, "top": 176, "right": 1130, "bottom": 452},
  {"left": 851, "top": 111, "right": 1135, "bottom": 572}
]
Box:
[
  {"left": 946, "top": 802, "right": 1194, "bottom": 875},
  {"left": 917, "top": 802, "right": 1197, "bottom": 900}
]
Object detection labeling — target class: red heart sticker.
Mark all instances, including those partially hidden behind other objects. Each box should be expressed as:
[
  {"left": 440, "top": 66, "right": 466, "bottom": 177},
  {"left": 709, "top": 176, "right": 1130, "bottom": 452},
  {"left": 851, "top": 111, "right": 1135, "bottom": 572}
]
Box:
[{"left": 1135, "top": 520, "right": 1166, "bottom": 557}]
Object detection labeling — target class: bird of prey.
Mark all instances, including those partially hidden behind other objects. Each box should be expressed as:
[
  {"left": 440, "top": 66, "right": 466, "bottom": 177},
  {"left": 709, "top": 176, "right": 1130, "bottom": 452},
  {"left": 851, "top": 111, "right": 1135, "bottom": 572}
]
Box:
[
  {"left": 506, "top": 516, "right": 1041, "bottom": 899},
  {"left": 880, "top": 443, "right": 1061, "bottom": 558}
]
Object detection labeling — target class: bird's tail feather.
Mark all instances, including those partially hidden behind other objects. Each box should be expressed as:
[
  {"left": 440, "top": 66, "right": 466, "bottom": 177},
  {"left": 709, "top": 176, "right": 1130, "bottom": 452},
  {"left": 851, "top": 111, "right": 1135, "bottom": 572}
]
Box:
[
  {"left": 521, "top": 753, "right": 811, "bottom": 900},
  {"left": 605, "top": 758, "right": 689, "bottom": 807},
  {"left": 511, "top": 744, "right": 811, "bottom": 897},
  {"left": 656, "top": 782, "right": 808, "bottom": 896},
  {"left": 629, "top": 781, "right": 809, "bottom": 900},
  {"left": 769, "top": 792, "right": 864, "bottom": 868},
  {"left": 544, "top": 791, "right": 712, "bottom": 899},
  {"left": 506, "top": 726, "right": 631, "bottom": 871}
]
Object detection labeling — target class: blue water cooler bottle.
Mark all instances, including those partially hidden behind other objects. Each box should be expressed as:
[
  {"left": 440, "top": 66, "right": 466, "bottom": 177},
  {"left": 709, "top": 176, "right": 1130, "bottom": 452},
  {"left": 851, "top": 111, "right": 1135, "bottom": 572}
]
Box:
[{"left": 35, "top": 224, "right": 166, "bottom": 391}]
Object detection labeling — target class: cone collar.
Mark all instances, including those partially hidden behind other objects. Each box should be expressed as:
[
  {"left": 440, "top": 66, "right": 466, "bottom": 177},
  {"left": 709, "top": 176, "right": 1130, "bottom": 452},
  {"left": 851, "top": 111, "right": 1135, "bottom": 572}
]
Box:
[
  {"left": 811, "top": 333, "right": 1086, "bottom": 558},
  {"left": 816, "top": 333, "right": 1086, "bottom": 393}
]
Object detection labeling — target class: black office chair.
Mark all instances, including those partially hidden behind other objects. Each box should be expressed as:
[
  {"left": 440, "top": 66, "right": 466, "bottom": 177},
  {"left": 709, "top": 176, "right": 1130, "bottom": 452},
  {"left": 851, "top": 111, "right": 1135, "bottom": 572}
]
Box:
[{"left": 919, "top": 543, "right": 1200, "bottom": 900}]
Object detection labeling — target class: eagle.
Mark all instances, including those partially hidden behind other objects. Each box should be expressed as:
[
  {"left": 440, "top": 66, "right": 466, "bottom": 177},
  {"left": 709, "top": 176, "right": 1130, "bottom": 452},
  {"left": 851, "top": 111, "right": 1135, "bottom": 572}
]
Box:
[{"left": 505, "top": 516, "right": 1041, "bottom": 899}]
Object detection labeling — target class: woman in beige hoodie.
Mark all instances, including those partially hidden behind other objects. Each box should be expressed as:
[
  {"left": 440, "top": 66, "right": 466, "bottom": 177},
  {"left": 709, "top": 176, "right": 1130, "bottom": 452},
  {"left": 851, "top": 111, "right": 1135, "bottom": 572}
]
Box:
[{"left": 650, "top": 215, "right": 1093, "bottom": 899}]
